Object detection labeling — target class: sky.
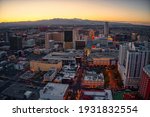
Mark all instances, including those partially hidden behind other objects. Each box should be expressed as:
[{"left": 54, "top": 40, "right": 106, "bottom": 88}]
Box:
[{"left": 0, "top": 0, "right": 150, "bottom": 25}]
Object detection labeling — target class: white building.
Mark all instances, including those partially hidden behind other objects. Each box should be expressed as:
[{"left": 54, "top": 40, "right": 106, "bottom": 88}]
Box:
[
  {"left": 39, "top": 83, "right": 69, "bottom": 100},
  {"left": 118, "top": 44, "right": 128, "bottom": 65},
  {"left": 82, "top": 90, "right": 112, "bottom": 100},
  {"left": 124, "top": 50, "right": 149, "bottom": 87},
  {"left": 118, "top": 42, "right": 150, "bottom": 88},
  {"left": 43, "top": 68, "right": 57, "bottom": 82}
]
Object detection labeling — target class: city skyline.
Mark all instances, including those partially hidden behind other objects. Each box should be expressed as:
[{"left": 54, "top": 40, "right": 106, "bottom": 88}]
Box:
[
  {"left": 0, "top": 15, "right": 150, "bottom": 100},
  {"left": 0, "top": 0, "right": 150, "bottom": 25}
]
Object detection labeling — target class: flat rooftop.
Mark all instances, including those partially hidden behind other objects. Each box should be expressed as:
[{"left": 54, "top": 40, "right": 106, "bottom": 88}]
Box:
[
  {"left": 89, "top": 51, "right": 119, "bottom": 59},
  {"left": 44, "top": 68, "right": 56, "bottom": 77},
  {"left": 31, "top": 60, "right": 61, "bottom": 64},
  {"left": 43, "top": 51, "right": 83, "bottom": 60},
  {"left": 83, "top": 90, "right": 112, "bottom": 100},
  {"left": 63, "top": 72, "right": 75, "bottom": 79},
  {"left": 40, "top": 83, "right": 69, "bottom": 97},
  {"left": 63, "top": 65, "right": 76, "bottom": 72},
  {"left": 43, "top": 53, "right": 75, "bottom": 60},
  {"left": 20, "top": 71, "right": 35, "bottom": 80},
  {"left": 84, "top": 72, "right": 104, "bottom": 81},
  {"left": 1, "top": 83, "right": 39, "bottom": 99}
]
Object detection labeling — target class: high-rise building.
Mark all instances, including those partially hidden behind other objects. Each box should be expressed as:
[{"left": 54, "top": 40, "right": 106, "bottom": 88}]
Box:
[
  {"left": 104, "top": 22, "right": 109, "bottom": 37},
  {"left": 139, "top": 64, "right": 150, "bottom": 99},
  {"left": 125, "top": 50, "right": 149, "bottom": 87},
  {"left": 45, "top": 33, "right": 51, "bottom": 49},
  {"left": 64, "top": 31, "right": 73, "bottom": 42},
  {"left": 45, "top": 29, "right": 79, "bottom": 50},
  {"left": 73, "top": 28, "right": 80, "bottom": 48},
  {"left": 64, "top": 30, "right": 73, "bottom": 49},
  {"left": 5, "top": 32, "right": 9, "bottom": 42},
  {"left": 118, "top": 42, "right": 150, "bottom": 88},
  {"left": 10, "top": 35, "right": 22, "bottom": 50},
  {"left": 45, "top": 32, "right": 63, "bottom": 49}
]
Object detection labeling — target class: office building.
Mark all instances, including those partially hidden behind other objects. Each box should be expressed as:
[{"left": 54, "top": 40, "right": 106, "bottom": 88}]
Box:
[
  {"left": 118, "top": 44, "right": 128, "bottom": 65},
  {"left": 118, "top": 42, "right": 150, "bottom": 88},
  {"left": 45, "top": 32, "right": 63, "bottom": 49},
  {"left": 63, "top": 31, "right": 73, "bottom": 49},
  {"left": 125, "top": 50, "right": 149, "bottom": 87},
  {"left": 104, "top": 22, "right": 109, "bottom": 37},
  {"left": 45, "top": 29, "right": 79, "bottom": 49},
  {"left": 5, "top": 32, "right": 9, "bottom": 42},
  {"left": 139, "top": 65, "right": 150, "bottom": 99}
]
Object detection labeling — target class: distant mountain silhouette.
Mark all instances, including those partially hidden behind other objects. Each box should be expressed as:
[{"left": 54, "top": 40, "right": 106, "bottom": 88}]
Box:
[{"left": 0, "top": 18, "right": 134, "bottom": 28}]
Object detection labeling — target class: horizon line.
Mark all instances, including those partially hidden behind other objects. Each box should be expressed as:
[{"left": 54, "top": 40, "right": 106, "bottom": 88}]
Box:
[{"left": 0, "top": 18, "right": 150, "bottom": 26}]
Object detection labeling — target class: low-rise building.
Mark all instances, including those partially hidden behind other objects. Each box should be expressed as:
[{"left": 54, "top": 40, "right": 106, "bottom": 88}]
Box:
[
  {"left": 88, "top": 51, "right": 118, "bottom": 66},
  {"left": 81, "top": 90, "right": 112, "bottom": 100},
  {"left": 42, "top": 50, "right": 83, "bottom": 65},
  {"left": 53, "top": 65, "right": 76, "bottom": 84},
  {"left": 82, "top": 71, "right": 104, "bottom": 88},
  {"left": 39, "top": 83, "right": 69, "bottom": 100},
  {"left": 43, "top": 68, "right": 57, "bottom": 82},
  {"left": 62, "top": 72, "right": 75, "bottom": 84},
  {"left": 20, "top": 71, "right": 35, "bottom": 80},
  {"left": 42, "top": 52, "right": 76, "bottom": 65},
  {"left": 30, "top": 60, "right": 62, "bottom": 72}
]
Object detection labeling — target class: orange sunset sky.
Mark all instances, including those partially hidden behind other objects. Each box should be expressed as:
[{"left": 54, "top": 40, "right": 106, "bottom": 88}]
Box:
[{"left": 0, "top": 0, "right": 150, "bottom": 25}]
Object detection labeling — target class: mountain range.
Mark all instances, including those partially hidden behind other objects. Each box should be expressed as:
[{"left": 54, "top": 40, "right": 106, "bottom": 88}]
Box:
[{"left": 0, "top": 18, "right": 141, "bottom": 28}]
